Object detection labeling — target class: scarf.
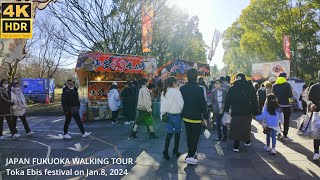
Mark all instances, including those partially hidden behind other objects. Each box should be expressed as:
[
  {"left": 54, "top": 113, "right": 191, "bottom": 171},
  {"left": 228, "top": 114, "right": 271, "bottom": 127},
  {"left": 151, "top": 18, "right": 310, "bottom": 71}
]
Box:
[{"left": 12, "top": 88, "right": 26, "bottom": 109}]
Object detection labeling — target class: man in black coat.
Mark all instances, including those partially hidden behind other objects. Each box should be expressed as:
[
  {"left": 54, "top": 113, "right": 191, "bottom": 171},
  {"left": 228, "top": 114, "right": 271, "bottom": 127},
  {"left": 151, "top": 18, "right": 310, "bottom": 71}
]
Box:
[
  {"left": 180, "top": 68, "right": 208, "bottom": 165},
  {"left": 272, "top": 72, "right": 293, "bottom": 141},
  {"left": 61, "top": 80, "right": 91, "bottom": 139},
  {"left": 308, "top": 70, "right": 320, "bottom": 160},
  {"left": 121, "top": 81, "right": 136, "bottom": 124}
]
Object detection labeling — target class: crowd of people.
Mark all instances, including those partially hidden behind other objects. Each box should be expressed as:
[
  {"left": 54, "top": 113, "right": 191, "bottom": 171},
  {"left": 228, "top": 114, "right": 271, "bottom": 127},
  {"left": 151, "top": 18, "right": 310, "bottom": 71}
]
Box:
[
  {"left": 0, "top": 78, "right": 34, "bottom": 139},
  {"left": 1, "top": 69, "right": 319, "bottom": 164}
]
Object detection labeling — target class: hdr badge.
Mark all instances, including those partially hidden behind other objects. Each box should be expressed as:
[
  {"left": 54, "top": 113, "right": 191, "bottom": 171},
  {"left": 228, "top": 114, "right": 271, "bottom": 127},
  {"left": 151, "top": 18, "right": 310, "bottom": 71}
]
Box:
[{"left": 0, "top": 2, "right": 32, "bottom": 39}]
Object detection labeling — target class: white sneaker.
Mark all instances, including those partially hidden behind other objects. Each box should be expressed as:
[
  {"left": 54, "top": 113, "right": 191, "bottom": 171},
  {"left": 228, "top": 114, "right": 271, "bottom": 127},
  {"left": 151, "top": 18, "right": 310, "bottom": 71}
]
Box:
[
  {"left": 245, "top": 142, "right": 252, "bottom": 147},
  {"left": 271, "top": 148, "right": 277, "bottom": 154},
  {"left": 63, "top": 134, "right": 72, "bottom": 139},
  {"left": 264, "top": 145, "right": 271, "bottom": 151},
  {"left": 13, "top": 133, "right": 21, "bottom": 139},
  {"left": 27, "top": 131, "right": 35, "bottom": 136},
  {"left": 283, "top": 137, "right": 293, "bottom": 142},
  {"left": 0, "top": 136, "right": 5, "bottom": 140},
  {"left": 112, "top": 121, "right": 118, "bottom": 125},
  {"left": 233, "top": 148, "right": 239, "bottom": 152},
  {"left": 130, "top": 121, "right": 135, "bottom": 124},
  {"left": 313, "top": 153, "right": 320, "bottom": 161},
  {"left": 82, "top": 132, "right": 91, "bottom": 138},
  {"left": 124, "top": 121, "right": 131, "bottom": 125},
  {"left": 185, "top": 157, "right": 198, "bottom": 165}
]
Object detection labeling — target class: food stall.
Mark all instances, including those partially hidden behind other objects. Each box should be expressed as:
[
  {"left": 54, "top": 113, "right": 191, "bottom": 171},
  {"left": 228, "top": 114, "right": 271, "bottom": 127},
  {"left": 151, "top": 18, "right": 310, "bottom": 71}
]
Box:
[
  {"left": 157, "top": 59, "right": 210, "bottom": 83},
  {"left": 76, "top": 52, "right": 157, "bottom": 121}
]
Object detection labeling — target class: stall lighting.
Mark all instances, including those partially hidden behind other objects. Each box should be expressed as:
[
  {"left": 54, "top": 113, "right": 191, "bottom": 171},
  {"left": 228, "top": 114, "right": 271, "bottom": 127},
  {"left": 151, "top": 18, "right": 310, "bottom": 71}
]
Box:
[{"left": 96, "top": 76, "right": 101, "bottom": 81}]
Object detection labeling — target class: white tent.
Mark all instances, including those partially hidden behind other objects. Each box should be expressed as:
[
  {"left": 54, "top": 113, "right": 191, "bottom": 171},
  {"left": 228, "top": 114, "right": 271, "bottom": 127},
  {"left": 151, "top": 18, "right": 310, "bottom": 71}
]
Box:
[{"left": 288, "top": 78, "right": 305, "bottom": 110}]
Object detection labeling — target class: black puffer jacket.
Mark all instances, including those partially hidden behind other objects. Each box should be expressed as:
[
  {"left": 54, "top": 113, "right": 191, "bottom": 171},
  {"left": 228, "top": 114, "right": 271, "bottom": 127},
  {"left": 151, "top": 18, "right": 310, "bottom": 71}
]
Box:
[
  {"left": 224, "top": 80, "right": 259, "bottom": 116},
  {"left": 0, "top": 87, "right": 14, "bottom": 116},
  {"left": 308, "top": 83, "right": 320, "bottom": 112},
  {"left": 272, "top": 77, "right": 293, "bottom": 106},
  {"left": 61, "top": 87, "right": 80, "bottom": 113}
]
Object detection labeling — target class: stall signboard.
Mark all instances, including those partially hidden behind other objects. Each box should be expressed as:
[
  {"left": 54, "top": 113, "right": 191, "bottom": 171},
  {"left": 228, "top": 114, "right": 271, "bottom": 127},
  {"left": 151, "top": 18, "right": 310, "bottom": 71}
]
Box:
[
  {"left": 88, "top": 82, "right": 125, "bottom": 100},
  {"left": 251, "top": 60, "right": 290, "bottom": 81},
  {"left": 76, "top": 52, "right": 157, "bottom": 77},
  {"left": 158, "top": 59, "right": 210, "bottom": 81},
  {"left": 88, "top": 82, "right": 109, "bottom": 100}
]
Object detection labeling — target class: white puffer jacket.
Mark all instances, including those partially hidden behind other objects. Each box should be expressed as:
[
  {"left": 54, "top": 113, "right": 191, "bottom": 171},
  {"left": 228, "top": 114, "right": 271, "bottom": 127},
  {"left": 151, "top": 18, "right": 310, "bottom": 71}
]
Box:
[
  {"left": 11, "top": 90, "right": 26, "bottom": 116},
  {"left": 108, "top": 89, "right": 121, "bottom": 111}
]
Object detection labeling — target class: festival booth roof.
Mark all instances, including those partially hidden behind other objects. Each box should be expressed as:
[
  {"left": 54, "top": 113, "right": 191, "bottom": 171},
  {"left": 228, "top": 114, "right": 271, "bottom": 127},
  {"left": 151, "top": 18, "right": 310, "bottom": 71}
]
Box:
[
  {"left": 288, "top": 77, "right": 305, "bottom": 83},
  {"left": 157, "top": 59, "right": 210, "bottom": 80},
  {"left": 76, "top": 52, "right": 157, "bottom": 75}
]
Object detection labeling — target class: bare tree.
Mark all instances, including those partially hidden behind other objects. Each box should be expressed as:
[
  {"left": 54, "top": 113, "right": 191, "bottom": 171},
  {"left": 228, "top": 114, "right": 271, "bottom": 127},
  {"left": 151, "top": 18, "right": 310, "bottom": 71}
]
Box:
[
  {"left": 25, "top": 17, "right": 68, "bottom": 79},
  {"left": 48, "top": 0, "right": 148, "bottom": 55}
]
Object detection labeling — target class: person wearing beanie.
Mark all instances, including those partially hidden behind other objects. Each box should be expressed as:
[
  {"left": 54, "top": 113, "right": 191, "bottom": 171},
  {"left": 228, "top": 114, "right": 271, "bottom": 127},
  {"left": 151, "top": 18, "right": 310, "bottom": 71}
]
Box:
[
  {"left": 224, "top": 73, "right": 259, "bottom": 152},
  {"left": 272, "top": 72, "right": 293, "bottom": 141},
  {"left": 308, "top": 70, "right": 320, "bottom": 160},
  {"left": 268, "top": 77, "right": 276, "bottom": 84}
]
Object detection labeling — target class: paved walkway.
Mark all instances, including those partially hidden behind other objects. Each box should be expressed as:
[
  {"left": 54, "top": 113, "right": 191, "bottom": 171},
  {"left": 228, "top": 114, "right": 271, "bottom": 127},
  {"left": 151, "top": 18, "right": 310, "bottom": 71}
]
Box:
[{"left": 0, "top": 112, "right": 319, "bottom": 180}]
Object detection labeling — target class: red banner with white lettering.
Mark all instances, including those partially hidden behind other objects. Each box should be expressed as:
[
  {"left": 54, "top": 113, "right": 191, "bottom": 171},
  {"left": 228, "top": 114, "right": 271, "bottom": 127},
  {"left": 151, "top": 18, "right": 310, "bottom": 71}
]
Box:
[{"left": 283, "top": 35, "right": 291, "bottom": 60}]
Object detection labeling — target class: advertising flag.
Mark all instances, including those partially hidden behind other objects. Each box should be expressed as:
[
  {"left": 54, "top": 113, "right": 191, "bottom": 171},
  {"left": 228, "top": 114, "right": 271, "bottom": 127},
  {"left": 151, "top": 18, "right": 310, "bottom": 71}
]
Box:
[
  {"left": 142, "top": 1, "right": 153, "bottom": 53},
  {"left": 283, "top": 35, "right": 291, "bottom": 60}
]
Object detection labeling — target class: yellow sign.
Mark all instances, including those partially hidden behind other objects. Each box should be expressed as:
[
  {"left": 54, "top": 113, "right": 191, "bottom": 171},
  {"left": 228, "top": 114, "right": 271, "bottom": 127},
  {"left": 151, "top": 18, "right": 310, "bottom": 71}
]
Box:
[{"left": 0, "top": 2, "right": 32, "bottom": 39}]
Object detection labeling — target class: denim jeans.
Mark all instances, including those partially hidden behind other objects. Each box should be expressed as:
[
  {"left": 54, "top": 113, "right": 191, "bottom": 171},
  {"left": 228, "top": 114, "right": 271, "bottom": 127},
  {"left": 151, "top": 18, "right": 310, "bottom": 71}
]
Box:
[
  {"left": 216, "top": 114, "right": 227, "bottom": 138},
  {"left": 267, "top": 129, "right": 277, "bottom": 148},
  {"left": 166, "top": 114, "right": 182, "bottom": 133}
]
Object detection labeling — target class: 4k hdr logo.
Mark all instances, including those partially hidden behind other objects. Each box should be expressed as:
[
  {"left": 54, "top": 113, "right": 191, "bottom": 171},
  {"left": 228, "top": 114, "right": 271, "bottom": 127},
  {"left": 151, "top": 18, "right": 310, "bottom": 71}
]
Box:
[{"left": 0, "top": 2, "right": 32, "bottom": 39}]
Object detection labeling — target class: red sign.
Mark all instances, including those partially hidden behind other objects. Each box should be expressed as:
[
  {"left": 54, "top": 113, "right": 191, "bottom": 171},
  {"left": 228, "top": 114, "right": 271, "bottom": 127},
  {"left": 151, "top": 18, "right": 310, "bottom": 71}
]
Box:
[
  {"left": 76, "top": 52, "right": 157, "bottom": 76},
  {"left": 142, "top": 1, "right": 153, "bottom": 52},
  {"left": 283, "top": 35, "right": 291, "bottom": 60}
]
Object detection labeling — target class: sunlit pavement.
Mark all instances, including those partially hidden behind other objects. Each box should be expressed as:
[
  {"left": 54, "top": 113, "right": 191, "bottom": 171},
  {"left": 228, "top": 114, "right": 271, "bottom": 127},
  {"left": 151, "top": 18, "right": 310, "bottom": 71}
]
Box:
[{"left": 0, "top": 112, "right": 319, "bottom": 180}]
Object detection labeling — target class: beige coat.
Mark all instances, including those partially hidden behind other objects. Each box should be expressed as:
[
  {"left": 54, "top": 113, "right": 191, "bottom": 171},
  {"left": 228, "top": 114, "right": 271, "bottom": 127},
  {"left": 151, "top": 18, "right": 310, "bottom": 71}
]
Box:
[
  {"left": 11, "top": 91, "right": 26, "bottom": 116},
  {"left": 137, "top": 85, "right": 152, "bottom": 111}
]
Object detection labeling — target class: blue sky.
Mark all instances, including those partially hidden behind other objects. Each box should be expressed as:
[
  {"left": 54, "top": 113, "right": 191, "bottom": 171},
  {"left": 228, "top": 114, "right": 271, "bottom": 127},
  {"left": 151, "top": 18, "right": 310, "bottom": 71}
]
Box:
[{"left": 174, "top": 0, "right": 250, "bottom": 69}]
